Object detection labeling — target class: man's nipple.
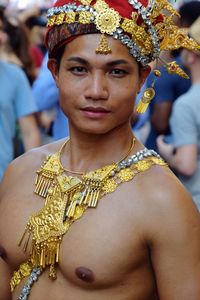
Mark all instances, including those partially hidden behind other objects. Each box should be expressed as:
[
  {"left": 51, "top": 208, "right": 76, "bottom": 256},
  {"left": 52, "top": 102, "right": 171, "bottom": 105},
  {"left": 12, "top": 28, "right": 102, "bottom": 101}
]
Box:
[
  {"left": 0, "top": 245, "right": 7, "bottom": 259},
  {"left": 75, "top": 267, "right": 95, "bottom": 283}
]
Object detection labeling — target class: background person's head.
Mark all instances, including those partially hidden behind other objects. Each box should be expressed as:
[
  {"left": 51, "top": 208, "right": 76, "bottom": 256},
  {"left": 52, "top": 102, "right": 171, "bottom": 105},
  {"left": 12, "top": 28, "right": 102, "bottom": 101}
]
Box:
[
  {"left": 178, "top": 0, "right": 200, "bottom": 28},
  {"left": 181, "top": 16, "right": 200, "bottom": 70}
]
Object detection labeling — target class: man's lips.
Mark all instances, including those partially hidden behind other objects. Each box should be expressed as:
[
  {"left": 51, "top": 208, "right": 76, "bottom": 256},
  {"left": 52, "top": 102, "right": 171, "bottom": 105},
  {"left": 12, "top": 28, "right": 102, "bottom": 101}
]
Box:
[
  {"left": 81, "top": 106, "right": 110, "bottom": 113},
  {"left": 80, "top": 106, "right": 110, "bottom": 118}
]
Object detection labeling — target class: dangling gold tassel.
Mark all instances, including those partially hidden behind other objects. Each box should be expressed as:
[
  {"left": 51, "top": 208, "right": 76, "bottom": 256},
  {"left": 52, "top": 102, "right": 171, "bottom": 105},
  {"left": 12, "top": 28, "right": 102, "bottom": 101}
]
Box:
[
  {"left": 136, "top": 69, "right": 161, "bottom": 114},
  {"left": 49, "top": 264, "right": 57, "bottom": 280},
  {"left": 136, "top": 87, "right": 155, "bottom": 114},
  {"left": 96, "top": 34, "right": 112, "bottom": 54}
]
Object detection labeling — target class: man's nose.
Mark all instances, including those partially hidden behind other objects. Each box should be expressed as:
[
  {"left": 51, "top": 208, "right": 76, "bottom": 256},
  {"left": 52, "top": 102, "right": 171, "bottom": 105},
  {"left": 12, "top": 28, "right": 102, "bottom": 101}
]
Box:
[{"left": 85, "top": 72, "right": 109, "bottom": 101}]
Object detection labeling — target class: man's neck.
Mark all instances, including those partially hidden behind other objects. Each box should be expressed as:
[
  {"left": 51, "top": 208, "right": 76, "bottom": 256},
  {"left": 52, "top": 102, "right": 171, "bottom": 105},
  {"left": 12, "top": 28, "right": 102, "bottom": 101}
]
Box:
[{"left": 60, "top": 126, "right": 141, "bottom": 174}]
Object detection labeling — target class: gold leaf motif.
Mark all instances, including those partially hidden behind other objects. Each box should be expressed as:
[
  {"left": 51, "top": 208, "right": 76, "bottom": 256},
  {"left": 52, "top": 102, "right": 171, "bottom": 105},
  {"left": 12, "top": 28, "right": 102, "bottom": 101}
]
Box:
[
  {"left": 151, "top": 157, "right": 167, "bottom": 166},
  {"left": 83, "top": 164, "right": 115, "bottom": 181},
  {"left": 42, "top": 153, "right": 62, "bottom": 174},
  {"left": 57, "top": 175, "right": 81, "bottom": 193},
  {"left": 118, "top": 168, "right": 134, "bottom": 182},
  {"left": 79, "top": 11, "right": 92, "bottom": 24},
  {"left": 135, "top": 161, "right": 151, "bottom": 172},
  {"left": 47, "top": 15, "right": 56, "bottom": 27},
  {"left": 102, "top": 179, "right": 118, "bottom": 193},
  {"left": 121, "top": 19, "right": 137, "bottom": 35},
  {"left": 55, "top": 12, "right": 65, "bottom": 25},
  {"left": 64, "top": 12, "right": 76, "bottom": 24}
]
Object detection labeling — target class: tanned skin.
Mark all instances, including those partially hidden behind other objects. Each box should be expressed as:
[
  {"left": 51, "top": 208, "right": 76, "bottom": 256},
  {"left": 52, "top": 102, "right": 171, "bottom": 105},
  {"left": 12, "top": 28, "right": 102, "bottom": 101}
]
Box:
[{"left": 0, "top": 35, "right": 200, "bottom": 300}]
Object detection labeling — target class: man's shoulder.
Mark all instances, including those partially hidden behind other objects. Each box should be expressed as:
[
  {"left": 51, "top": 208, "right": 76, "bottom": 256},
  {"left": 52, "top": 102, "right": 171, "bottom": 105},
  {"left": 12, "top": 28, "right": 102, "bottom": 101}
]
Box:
[
  {"left": 128, "top": 163, "right": 200, "bottom": 240},
  {"left": 131, "top": 163, "right": 196, "bottom": 214},
  {"left": 0, "top": 139, "right": 65, "bottom": 196}
]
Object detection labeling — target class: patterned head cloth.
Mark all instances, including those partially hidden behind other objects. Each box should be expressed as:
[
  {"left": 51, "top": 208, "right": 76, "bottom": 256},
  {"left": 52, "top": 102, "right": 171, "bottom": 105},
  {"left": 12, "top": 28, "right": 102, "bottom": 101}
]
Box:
[{"left": 45, "top": 0, "right": 200, "bottom": 67}]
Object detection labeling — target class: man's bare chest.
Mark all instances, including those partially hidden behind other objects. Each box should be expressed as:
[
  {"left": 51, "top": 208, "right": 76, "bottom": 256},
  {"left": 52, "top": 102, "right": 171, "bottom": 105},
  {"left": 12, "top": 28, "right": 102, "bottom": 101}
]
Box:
[{"left": 1, "top": 185, "right": 148, "bottom": 277}]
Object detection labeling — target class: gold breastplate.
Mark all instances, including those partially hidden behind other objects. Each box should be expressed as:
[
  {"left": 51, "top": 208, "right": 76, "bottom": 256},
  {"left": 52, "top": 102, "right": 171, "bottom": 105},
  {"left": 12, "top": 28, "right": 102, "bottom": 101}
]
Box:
[{"left": 10, "top": 144, "right": 167, "bottom": 293}]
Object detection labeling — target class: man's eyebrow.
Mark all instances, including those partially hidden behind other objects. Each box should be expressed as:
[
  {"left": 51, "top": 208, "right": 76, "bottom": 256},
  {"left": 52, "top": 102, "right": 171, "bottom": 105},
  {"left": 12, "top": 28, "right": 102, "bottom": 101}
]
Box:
[
  {"left": 67, "top": 57, "right": 89, "bottom": 65},
  {"left": 106, "top": 59, "right": 130, "bottom": 67},
  {"left": 66, "top": 57, "right": 130, "bottom": 66}
]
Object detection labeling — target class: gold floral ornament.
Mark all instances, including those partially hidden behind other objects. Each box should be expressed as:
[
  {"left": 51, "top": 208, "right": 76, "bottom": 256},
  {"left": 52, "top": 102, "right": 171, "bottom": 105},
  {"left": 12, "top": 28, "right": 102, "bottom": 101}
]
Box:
[
  {"left": 118, "top": 168, "right": 134, "bottom": 182},
  {"left": 95, "top": 8, "right": 121, "bottom": 34},
  {"left": 95, "top": 6, "right": 121, "bottom": 54}
]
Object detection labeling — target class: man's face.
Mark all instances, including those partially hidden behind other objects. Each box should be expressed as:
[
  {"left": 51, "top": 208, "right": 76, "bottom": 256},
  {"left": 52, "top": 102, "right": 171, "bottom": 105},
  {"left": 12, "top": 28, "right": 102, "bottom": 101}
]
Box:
[{"left": 49, "top": 34, "right": 150, "bottom": 135}]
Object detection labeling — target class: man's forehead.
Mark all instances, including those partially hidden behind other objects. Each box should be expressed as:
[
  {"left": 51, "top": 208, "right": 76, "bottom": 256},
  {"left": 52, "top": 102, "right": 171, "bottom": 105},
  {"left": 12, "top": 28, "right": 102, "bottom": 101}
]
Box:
[{"left": 61, "top": 33, "right": 137, "bottom": 65}]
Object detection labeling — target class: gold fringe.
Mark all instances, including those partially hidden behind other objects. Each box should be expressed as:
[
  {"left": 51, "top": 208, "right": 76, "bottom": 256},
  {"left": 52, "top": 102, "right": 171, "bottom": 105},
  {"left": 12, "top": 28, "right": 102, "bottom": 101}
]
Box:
[
  {"left": 66, "top": 200, "right": 77, "bottom": 218},
  {"left": 34, "top": 172, "right": 54, "bottom": 198}
]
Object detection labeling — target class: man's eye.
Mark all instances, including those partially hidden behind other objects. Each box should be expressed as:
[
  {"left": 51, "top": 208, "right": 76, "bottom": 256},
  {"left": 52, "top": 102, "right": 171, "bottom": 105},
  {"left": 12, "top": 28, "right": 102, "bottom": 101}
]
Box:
[
  {"left": 70, "top": 66, "right": 87, "bottom": 73},
  {"left": 111, "top": 69, "right": 127, "bottom": 75}
]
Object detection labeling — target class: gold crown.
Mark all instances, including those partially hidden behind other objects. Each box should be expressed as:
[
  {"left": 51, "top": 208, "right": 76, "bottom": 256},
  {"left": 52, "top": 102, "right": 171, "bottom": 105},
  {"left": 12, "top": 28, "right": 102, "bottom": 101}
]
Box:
[{"left": 46, "top": 0, "right": 200, "bottom": 66}]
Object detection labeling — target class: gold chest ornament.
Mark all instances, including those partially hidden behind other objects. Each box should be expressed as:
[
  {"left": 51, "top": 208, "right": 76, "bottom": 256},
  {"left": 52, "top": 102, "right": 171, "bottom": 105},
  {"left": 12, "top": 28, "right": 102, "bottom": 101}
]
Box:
[{"left": 10, "top": 139, "right": 167, "bottom": 292}]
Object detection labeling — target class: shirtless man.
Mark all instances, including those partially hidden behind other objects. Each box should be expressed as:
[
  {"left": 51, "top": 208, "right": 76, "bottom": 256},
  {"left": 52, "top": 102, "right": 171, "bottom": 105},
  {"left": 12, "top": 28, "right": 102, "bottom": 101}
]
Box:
[{"left": 0, "top": 0, "right": 200, "bottom": 299}]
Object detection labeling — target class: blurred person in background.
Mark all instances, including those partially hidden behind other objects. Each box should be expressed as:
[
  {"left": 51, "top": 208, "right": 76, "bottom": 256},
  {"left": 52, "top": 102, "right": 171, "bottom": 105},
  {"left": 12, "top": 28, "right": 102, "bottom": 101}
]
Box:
[
  {"left": 0, "top": 9, "right": 41, "bottom": 180},
  {"left": 144, "top": 0, "right": 200, "bottom": 151},
  {"left": 0, "top": 7, "right": 38, "bottom": 84},
  {"left": 157, "top": 17, "right": 200, "bottom": 211},
  {"left": 32, "top": 52, "right": 69, "bottom": 141}
]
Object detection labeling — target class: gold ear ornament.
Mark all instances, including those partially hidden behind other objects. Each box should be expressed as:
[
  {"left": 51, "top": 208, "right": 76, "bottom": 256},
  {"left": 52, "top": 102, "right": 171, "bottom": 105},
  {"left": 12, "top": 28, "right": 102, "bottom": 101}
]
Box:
[{"left": 136, "top": 69, "right": 161, "bottom": 114}]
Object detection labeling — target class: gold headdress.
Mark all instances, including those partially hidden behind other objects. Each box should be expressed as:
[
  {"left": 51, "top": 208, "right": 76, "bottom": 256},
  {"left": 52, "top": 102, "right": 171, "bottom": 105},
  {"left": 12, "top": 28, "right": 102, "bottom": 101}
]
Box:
[{"left": 45, "top": 0, "right": 200, "bottom": 66}]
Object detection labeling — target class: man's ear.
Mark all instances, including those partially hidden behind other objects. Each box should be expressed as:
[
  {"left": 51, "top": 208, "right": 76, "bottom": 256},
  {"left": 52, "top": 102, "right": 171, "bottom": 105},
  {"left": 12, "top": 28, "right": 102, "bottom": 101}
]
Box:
[
  {"left": 48, "top": 59, "right": 59, "bottom": 87},
  {"left": 139, "top": 65, "right": 151, "bottom": 90}
]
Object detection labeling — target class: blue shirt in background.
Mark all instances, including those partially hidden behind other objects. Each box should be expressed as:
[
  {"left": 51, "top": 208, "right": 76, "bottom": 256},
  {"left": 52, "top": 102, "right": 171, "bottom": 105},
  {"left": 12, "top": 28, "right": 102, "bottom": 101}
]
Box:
[
  {"left": 0, "top": 61, "right": 37, "bottom": 180},
  {"left": 32, "top": 54, "right": 69, "bottom": 140}
]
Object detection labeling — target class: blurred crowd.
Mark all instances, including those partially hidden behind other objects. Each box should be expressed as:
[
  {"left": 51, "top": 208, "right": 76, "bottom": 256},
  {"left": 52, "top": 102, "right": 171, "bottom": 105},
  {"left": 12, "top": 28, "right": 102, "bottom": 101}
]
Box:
[{"left": 0, "top": 0, "right": 200, "bottom": 208}]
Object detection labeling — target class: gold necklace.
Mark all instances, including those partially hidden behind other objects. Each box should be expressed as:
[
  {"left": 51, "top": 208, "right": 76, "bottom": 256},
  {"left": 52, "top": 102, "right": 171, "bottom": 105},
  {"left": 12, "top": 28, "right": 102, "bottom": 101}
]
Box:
[
  {"left": 12, "top": 140, "right": 167, "bottom": 294},
  {"left": 58, "top": 137, "right": 136, "bottom": 175}
]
